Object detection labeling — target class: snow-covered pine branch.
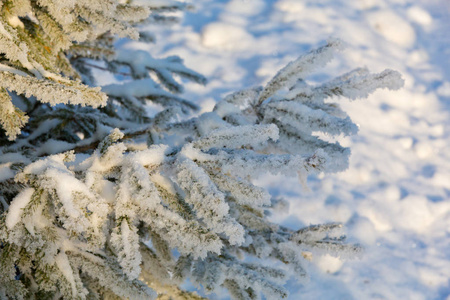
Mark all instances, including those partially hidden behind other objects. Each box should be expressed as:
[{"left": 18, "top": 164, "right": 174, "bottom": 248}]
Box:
[
  {"left": 215, "top": 41, "right": 403, "bottom": 173},
  {"left": 0, "top": 1, "right": 403, "bottom": 299},
  {"left": 0, "top": 0, "right": 204, "bottom": 143}
]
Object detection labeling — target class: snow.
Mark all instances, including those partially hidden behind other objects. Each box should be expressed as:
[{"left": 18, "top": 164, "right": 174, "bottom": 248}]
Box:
[
  {"left": 0, "top": 164, "right": 14, "bottom": 182},
  {"left": 55, "top": 252, "right": 78, "bottom": 298},
  {"left": 202, "top": 23, "right": 253, "bottom": 51},
  {"left": 366, "top": 10, "right": 416, "bottom": 48},
  {"left": 437, "top": 82, "right": 450, "bottom": 97},
  {"left": 407, "top": 6, "right": 433, "bottom": 27},
  {"left": 142, "top": 0, "right": 450, "bottom": 299},
  {"left": 36, "top": 139, "right": 75, "bottom": 156},
  {"left": 5, "top": 187, "right": 34, "bottom": 229}
]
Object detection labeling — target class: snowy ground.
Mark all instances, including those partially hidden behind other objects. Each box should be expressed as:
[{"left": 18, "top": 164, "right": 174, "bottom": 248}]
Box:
[{"left": 129, "top": 0, "right": 450, "bottom": 299}]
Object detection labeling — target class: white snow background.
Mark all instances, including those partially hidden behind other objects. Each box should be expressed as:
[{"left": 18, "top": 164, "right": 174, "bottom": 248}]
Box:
[{"left": 115, "top": 0, "right": 450, "bottom": 299}]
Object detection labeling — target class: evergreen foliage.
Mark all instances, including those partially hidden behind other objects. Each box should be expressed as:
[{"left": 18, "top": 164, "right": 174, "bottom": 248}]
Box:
[{"left": 0, "top": 0, "right": 404, "bottom": 299}]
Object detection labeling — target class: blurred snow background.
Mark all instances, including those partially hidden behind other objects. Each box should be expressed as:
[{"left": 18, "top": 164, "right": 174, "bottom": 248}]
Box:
[{"left": 129, "top": 0, "right": 450, "bottom": 299}]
